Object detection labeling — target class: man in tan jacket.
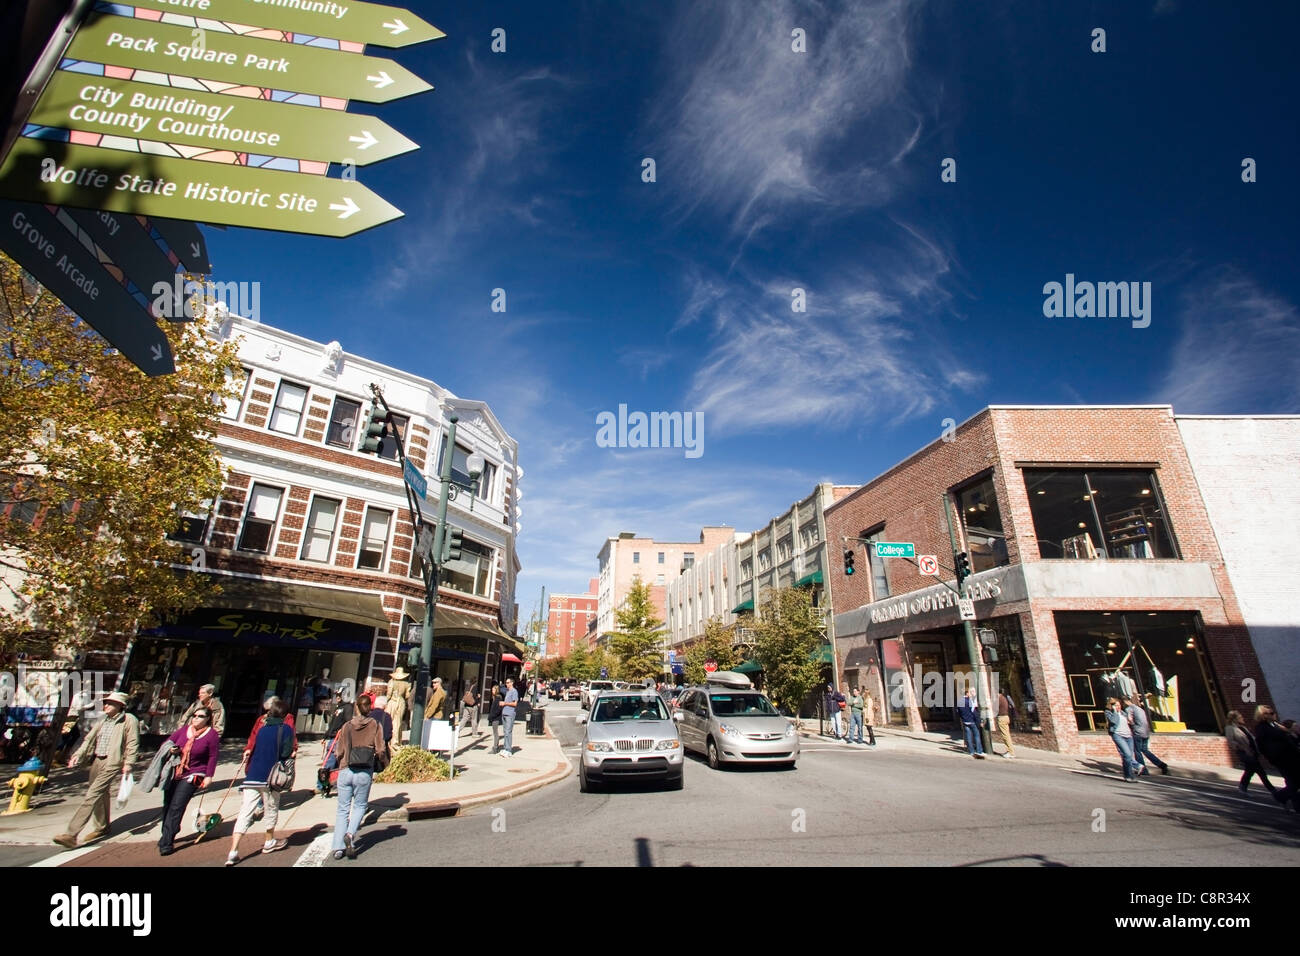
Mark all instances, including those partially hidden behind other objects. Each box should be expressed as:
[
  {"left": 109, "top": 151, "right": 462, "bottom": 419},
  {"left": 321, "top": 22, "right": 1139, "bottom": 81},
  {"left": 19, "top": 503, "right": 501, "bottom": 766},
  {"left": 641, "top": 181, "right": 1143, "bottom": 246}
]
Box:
[
  {"left": 423, "top": 676, "right": 447, "bottom": 720},
  {"left": 54, "top": 691, "right": 140, "bottom": 848}
]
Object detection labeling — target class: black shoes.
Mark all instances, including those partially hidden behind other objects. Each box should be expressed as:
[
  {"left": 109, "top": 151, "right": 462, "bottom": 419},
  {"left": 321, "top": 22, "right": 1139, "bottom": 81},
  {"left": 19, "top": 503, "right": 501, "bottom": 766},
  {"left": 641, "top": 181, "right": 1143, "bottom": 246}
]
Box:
[{"left": 344, "top": 832, "right": 357, "bottom": 860}]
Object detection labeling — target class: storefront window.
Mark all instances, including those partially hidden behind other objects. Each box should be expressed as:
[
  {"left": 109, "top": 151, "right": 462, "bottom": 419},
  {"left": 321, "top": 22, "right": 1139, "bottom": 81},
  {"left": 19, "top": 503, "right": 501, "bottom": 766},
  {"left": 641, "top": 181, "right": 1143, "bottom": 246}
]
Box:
[
  {"left": 442, "top": 538, "right": 495, "bottom": 597},
  {"left": 1056, "top": 611, "right": 1220, "bottom": 733},
  {"left": 956, "top": 474, "right": 1009, "bottom": 572},
  {"left": 1024, "top": 469, "right": 1178, "bottom": 560},
  {"left": 976, "top": 616, "right": 1039, "bottom": 732}
]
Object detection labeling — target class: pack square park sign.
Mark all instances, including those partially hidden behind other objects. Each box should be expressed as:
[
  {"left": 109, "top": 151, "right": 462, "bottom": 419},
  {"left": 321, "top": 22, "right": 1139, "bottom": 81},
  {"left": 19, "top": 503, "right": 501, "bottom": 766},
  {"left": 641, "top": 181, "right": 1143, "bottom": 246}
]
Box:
[{"left": 0, "top": 0, "right": 440, "bottom": 375}]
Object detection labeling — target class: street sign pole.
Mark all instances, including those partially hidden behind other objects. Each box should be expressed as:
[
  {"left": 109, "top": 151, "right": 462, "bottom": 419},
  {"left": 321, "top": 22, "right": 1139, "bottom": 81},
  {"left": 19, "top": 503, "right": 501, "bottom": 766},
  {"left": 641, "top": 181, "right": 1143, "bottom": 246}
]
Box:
[{"left": 942, "top": 493, "right": 991, "bottom": 754}]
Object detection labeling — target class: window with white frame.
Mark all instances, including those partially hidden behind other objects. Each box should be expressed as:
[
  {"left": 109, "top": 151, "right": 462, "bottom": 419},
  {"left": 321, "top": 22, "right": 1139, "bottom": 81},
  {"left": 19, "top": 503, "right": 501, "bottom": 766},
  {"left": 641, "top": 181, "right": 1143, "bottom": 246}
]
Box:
[
  {"left": 170, "top": 499, "right": 214, "bottom": 545},
  {"left": 221, "top": 367, "right": 250, "bottom": 420},
  {"left": 356, "top": 507, "right": 392, "bottom": 570},
  {"left": 237, "top": 484, "right": 283, "bottom": 552},
  {"left": 300, "top": 496, "right": 341, "bottom": 563},
  {"left": 269, "top": 381, "right": 308, "bottom": 435},
  {"left": 442, "top": 537, "right": 495, "bottom": 598}
]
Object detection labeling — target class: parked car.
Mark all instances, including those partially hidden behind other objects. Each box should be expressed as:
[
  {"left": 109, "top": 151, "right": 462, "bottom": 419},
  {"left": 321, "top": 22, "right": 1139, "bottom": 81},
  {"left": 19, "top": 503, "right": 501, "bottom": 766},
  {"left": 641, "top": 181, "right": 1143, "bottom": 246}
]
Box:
[
  {"left": 581, "top": 680, "right": 615, "bottom": 709},
  {"left": 676, "top": 673, "right": 798, "bottom": 770},
  {"left": 561, "top": 682, "right": 582, "bottom": 702},
  {"left": 577, "top": 690, "right": 684, "bottom": 792}
]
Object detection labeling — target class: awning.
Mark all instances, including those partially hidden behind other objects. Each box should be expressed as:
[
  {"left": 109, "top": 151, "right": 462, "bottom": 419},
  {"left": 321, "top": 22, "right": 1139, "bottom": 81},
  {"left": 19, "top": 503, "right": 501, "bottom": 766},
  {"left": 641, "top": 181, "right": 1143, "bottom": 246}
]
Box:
[
  {"left": 732, "top": 598, "right": 754, "bottom": 613},
  {"left": 733, "top": 659, "right": 763, "bottom": 674},
  {"left": 203, "top": 576, "right": 389, "bottom": 628},
  {"left": 794, "top": 570, "right": 824, "bottom": 587},
  {"left": 500, "top": 653, "right": 523, "bottom": 664},
  {"left": 402, "top": 600, "right": 523, "bottom": 652},
  {"left": 812, "top": 644, "right": 834, "bottom": 664}
]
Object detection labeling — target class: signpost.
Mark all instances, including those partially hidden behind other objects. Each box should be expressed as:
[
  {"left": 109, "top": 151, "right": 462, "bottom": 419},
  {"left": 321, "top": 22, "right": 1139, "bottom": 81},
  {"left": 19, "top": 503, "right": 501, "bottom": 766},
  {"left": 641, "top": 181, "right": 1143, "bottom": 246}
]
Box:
[
  {"left": 30, "top": 73, "right": 420, "bottom": 167},
  {"left": 917, "top": 554, "right": 939, "bottom": 576},
  {"left": 125, "top": 0, "right": 446, "bottom": 48},
  {"left": 872, "top": 541, "right": 915, "bottom": 559},
  {"left": 0, "top": 139, "right": 403, "bottom": 237},
  {"left": 0, "top": 198, "right": 175, "bottom": 374},
  {"left": 402, "top": 458, "right": 427, "bottom": 502},
  {"left": 958, "top": 598, "right": 977, "bottom": 622},
  {"left": 67, "top": 14, "right": 433, "bottom": 105}
]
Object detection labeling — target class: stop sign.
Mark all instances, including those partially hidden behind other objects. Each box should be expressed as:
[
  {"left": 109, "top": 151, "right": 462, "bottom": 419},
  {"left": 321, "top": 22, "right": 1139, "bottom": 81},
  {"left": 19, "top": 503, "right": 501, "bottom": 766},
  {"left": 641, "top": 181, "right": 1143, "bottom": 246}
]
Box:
[
  {"left": 523, "top": 661, "right": 534, "bottom": 672},
  {"left": 704, "top": 660, "right": 717, "bottom": 673}
]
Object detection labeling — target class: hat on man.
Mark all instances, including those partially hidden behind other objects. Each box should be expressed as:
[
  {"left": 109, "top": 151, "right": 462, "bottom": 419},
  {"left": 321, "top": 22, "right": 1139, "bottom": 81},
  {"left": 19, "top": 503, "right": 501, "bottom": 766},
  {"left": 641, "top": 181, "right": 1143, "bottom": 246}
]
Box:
[
  {"left": 431, "top": 677, "right": 442, "bottom": 685},
  {"left": 390, "top": 666, "right": 410, "bottom": 680},
  {"left": 103, "top": 691, "right": 130, "bottom": 708}
]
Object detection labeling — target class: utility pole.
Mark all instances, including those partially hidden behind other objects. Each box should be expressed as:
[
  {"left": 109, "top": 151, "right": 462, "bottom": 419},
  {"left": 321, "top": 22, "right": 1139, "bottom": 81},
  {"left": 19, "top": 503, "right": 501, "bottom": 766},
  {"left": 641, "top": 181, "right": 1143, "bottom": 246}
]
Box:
[{"left": 941, "top": 493, "right": 992, "bottom": 753}]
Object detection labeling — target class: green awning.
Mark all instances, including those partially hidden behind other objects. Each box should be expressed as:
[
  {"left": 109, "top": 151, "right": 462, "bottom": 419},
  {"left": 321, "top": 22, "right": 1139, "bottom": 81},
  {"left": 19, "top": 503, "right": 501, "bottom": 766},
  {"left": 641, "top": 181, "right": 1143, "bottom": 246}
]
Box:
[
  {"left": 812, "top": 644, "right": 833, "bottom": 663},
  {"left": 794, "top": 570, "right": 824, "bottom": 587},
  {"left": 733, "top": 659, "right": 763, "bottom": 674},
  {"left": 732, "top": 598, "right": 754, "bottom": 613}
]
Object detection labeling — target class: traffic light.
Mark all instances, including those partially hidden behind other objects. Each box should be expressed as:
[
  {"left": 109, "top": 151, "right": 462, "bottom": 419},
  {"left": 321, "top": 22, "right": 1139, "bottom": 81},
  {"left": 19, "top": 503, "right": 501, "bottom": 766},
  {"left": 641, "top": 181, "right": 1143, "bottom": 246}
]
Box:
[
  {"left": 954, "top": 551, "right": 971, "bottom": 586},
  {"left": 442, "top": 526, "right": 464, "bottom": 563},
  {"left": 843, "top": 548, "right": 855, "bottom": 575},
  {"left": 359, "top": 402, "right": 389, "bottom": 455}
]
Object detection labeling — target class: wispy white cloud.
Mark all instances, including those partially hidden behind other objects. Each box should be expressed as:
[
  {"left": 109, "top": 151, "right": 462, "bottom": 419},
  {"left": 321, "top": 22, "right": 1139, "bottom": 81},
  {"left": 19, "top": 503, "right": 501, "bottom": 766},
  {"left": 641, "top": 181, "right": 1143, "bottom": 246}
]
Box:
[
  {"left": 1156, "top": 270, "right": 1300, "bottom": 412},
  {"left": 647, "top": 0, "right": 925, "bottom": 235}
]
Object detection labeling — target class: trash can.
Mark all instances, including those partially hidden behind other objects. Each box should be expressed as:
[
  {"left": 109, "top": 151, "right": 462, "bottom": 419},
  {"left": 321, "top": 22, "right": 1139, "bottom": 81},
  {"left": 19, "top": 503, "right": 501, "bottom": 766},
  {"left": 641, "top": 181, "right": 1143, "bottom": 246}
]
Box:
[{"left": 527, "top": 707, "right": 546, "bottom": 735}]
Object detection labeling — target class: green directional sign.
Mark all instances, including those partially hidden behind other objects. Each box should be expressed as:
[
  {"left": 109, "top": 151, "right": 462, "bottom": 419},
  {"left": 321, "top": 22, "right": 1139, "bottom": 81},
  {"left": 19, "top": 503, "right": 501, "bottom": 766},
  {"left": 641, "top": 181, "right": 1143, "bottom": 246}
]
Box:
[
  {"left": 0, "top": 138, "right": 402, "bottom": 237},
  {"left": 32, "top": 72, "right": 418, "bottom": 166},
  {"left": 0, "top": 199, "right": 175, "bottom": 375},
  {"left": 872, "top": 541, "right": 915, "bottom": 558},
  {"left": 68, "top": 13, "right": 432, "bottom": 105},
  {"left": 64, "top": 205, "right": 185, "bottom": 319},
  {"left": 127, "top": 0, "right": 445, "bottom": 49}
]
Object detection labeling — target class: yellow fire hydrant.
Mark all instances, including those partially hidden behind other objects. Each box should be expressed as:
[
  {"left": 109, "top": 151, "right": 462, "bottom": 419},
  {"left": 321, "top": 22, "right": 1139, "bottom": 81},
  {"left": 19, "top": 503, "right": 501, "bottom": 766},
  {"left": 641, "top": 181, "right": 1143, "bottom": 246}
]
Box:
[{"left": 4, "top": 759, "right": 47, "bottom": 815}]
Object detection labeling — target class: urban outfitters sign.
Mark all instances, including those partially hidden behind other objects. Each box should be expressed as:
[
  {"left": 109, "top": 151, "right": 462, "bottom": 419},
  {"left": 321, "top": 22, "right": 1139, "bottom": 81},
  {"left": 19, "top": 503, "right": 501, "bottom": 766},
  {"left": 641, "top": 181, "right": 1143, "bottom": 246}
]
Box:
[{"left": 836, "top": 565, "right": 1028, "bottom": 640}]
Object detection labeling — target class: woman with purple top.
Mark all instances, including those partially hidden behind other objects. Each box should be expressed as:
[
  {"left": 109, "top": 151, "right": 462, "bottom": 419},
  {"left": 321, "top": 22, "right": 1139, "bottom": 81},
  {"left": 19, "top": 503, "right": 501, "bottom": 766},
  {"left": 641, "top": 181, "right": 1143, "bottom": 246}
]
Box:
[{"left": 158, "top": 707, "right": 219, "bottom": 857}]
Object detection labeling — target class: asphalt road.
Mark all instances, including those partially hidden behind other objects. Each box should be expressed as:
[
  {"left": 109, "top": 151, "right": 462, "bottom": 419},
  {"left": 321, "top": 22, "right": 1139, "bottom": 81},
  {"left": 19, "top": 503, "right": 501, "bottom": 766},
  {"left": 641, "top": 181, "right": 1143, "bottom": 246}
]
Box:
[{"left": 321, "top": 701, "right": 1300, "bottom": 868}]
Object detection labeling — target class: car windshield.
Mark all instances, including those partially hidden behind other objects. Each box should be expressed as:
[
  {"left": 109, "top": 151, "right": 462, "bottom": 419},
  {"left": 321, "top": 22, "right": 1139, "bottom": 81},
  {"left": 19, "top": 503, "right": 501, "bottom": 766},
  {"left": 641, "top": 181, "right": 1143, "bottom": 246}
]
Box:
[
  {"left": 709, "top": 694, "right": 779, "bottom": 717},
  {"left": 592, "top": 694, "right": 669, "bottom": 722}
]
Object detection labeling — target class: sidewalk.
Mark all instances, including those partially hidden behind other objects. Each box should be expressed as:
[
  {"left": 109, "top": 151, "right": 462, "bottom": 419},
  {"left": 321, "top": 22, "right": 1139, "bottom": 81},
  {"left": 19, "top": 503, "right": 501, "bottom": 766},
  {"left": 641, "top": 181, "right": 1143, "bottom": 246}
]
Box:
[
  {"left": 795, "top": 720, "right": 1246, "bottom": 785},
  {"left": 0, "top": 712, "right": 570, "bottom": 854}
]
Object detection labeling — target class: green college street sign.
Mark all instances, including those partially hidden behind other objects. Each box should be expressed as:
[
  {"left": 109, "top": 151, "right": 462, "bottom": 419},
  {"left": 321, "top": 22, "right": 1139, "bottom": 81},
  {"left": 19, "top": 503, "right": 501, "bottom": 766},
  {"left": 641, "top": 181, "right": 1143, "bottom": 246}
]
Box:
[
  {"left": 0, "top": 199, "right": 175, "bottom": 375},
  {"left": 32, "top": 72, "right": 419, "bottom": 166},
  {"left": 125, "top": 0, "right": 445, "bottom": 49},
  {"left": 0, "top": 138, "right": 403, "bottom": 238},
  {"left": 68, "top": 13, "right": 432, "bottom": 104},
  {"left": 873, "top": 541, "right": 915, "bottom": 558}
]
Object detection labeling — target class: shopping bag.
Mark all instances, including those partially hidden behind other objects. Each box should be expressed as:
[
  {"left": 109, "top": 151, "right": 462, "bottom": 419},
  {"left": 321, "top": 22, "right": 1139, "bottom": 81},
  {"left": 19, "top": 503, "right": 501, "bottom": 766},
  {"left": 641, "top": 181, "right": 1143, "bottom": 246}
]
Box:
[{"left": 115, "top": 773, "right": 135, "bottom": 809}]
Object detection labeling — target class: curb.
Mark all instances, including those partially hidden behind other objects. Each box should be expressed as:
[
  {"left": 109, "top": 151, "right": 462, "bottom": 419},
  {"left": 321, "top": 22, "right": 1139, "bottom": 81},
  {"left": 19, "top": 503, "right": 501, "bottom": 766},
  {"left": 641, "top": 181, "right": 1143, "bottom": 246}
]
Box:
[{"left": 372, "top": 756, "right": 572, "bottom": 823}]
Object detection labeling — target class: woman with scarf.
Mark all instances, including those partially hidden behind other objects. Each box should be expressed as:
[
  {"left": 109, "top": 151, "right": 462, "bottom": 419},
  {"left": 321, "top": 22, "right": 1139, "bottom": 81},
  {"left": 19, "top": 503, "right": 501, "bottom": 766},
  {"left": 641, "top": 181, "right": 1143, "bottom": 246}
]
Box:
[{"left": 158, "top": 706, "right": 219, "bottom": 856}]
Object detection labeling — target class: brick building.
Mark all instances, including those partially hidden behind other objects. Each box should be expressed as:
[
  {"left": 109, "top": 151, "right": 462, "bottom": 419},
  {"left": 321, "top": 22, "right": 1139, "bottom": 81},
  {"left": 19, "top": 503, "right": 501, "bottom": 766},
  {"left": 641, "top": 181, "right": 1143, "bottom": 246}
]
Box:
[
  {"left": 825, "top": 405, "right": 1272, "bottom": 767},
  {"left": 596, "top": 528, "right": 737, "bottom": 638},
  {"left": 118, "top": 313, "right": 524, "bottom": 738},
  {"left": 546, "top": 580, "right": 598, "bottom": 659}
]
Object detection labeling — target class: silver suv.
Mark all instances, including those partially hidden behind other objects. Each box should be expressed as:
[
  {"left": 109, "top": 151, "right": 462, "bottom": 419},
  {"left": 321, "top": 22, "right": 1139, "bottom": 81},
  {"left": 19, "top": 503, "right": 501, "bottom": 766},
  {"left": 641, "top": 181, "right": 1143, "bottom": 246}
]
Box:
[
  {"left": 577, "top": 690, "right": 685, "bottom": 792},
  {"left": 676, "top": 681, "right": 798, "bottom": 770},
  {"left": 581, "top": 680, "right": 614, "bottom": 709}
]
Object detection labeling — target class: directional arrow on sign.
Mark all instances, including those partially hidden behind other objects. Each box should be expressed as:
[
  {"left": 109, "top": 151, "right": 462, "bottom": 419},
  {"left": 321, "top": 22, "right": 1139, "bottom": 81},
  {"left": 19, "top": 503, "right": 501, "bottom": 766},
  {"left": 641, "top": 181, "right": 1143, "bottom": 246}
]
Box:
[
  {"left": 0, "top": 199, "right": 175, "bottom": 375},
  {"left": 63, "top": 206, "right": 185, "bottom": 320},
  {"left": 126, "top": 0, "right": 445, "bottom": 48},
  {"left": 68, "top": 13, "right": 433, "bottom": 105},
  {"left": 0, "top": 139, "right": 403, "bottom": 238},
  {"left": 31, "top": 72, "right": 420, "bottom": 167}
]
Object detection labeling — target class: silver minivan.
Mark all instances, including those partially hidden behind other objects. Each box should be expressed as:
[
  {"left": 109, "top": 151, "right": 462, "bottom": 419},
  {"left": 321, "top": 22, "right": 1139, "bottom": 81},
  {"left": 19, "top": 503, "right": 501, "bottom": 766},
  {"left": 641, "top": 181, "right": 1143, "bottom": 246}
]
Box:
[{"left": 676, "top": 674, "right": 798, "bottom": 769}]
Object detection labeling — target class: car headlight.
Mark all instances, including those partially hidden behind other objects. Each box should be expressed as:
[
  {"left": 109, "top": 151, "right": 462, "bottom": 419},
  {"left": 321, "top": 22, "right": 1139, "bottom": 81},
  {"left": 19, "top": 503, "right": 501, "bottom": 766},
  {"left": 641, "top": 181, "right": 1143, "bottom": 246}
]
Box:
[
  {"left": 586, "top": 741, "right": 614, "bottom": 752},
  {"left": 719, "top": 723, "right": 743, "bottom": 738},
  {"left": 656, "top": 739, "right": 680, "bottom": 750},
  {"left": 785, "top": 724, "right": 796, "bottom": 737}
]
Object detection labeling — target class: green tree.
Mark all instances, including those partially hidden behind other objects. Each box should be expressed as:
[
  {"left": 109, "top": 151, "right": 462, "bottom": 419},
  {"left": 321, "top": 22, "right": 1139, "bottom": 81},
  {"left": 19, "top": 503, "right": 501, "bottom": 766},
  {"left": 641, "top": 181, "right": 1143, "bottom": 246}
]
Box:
[
  {"left": 589, "top": 644, "right": 615, "bottom": 682},
  {"left": 683, "top": 617, "right": 738, "bottom": 684},
  {"left": 0, "top": 252, "right": 242, "bottom": 652},
  {"left": 744, "top": 587, "right": 825, "bottom": 714},
  {"left": 566, "top": 642, "right": 592, "bottom": 680},
  {"left": 610, "top": 576, "right": 664, "bottom": 681}
]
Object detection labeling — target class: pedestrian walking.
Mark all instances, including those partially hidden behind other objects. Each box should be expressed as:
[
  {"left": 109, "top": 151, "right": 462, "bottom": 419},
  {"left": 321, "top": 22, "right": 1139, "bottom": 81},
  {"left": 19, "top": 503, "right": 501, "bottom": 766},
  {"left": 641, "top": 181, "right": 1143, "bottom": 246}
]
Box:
[
  {"left": 1225, "top": 710, "right": 1277, "bottom": 796},
  {"left": 225, "top": 698, "right": 295, "bottom": 866},
  {"left": 1105, "top": 697, "right": 1138, "bottom": 781},
  {"left": 958, "top": 685, "right": 986, "bottom": 759},
  {"left": 53, "top": 691, "right": 140, "bottom": 849},
  {"left": 157, "top": 706, "right": 219, "bottom": 856},
  {"left": 246, "top": 697, "right": 297, "bottom": 815},
  {"left": 488, "top": 682, "right": 503, "bottom": 753},
  {"left": 1125, "top": 696, "right": 1168, "bottom": 775},
  {"left": 848, "top": 687, "right": 865, "bottom": 744},
  {"left": 370, "top": 696, "right": 393, "bottom": 747},
  {"left": 385, "top": 666, "right": 412, "bottom": 745},
  {"left": 996, "top": 690, "right": 1016, "bottom": 758},
  {"left": 423, "top": 676, "right": 447, "bottom": 721},
  {"left": 458, "top": 683, "right": 480, "bottom": 736},
  {"left": 500, "top": 677, "right": 519, "bottom": 757},
  {"left": 1254, "top": 705, "right": 1300, "bottom": 809},
  {"left": 179, "top": 684, "right": 226, "bottom": 736},
  {"left": 332, "top": 693, "right": 388, "bottom": 860}
]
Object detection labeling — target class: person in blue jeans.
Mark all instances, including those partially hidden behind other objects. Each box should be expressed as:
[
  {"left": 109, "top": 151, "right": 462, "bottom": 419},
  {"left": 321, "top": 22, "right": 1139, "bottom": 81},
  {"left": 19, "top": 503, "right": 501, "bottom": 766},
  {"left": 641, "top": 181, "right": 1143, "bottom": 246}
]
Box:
[
  {"left": 847, "top": 686, "right": 864, "bottom": 744},
  {"left": 1105, "top": 697, "right": 1139, "bottom": 781},
  {"left": 332, "top": 693, "right": 388, "bottom": 860},
  {"left": 499, "top": 678, "right": 519, "bottom": 757},
  {"left": 958, "top": 686, "right": 985, "bottom": 759}
]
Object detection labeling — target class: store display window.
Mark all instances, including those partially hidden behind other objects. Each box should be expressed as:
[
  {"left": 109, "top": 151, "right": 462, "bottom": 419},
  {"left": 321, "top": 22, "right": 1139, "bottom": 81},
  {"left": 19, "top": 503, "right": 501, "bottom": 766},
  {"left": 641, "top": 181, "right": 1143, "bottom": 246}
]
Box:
[
  {"left": 1024, "top": 469, "right": 1179, "bottom": 560},
  {"left": 955, "top": 474, "right": 1009, "bottom": 572}
]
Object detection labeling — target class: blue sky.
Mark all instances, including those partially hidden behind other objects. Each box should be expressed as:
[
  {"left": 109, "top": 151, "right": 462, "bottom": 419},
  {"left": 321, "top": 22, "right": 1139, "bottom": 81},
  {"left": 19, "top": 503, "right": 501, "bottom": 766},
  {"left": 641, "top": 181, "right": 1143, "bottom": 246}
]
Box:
[{"left": 201, "top": 0, "right": 1300, "bottom": 605}]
